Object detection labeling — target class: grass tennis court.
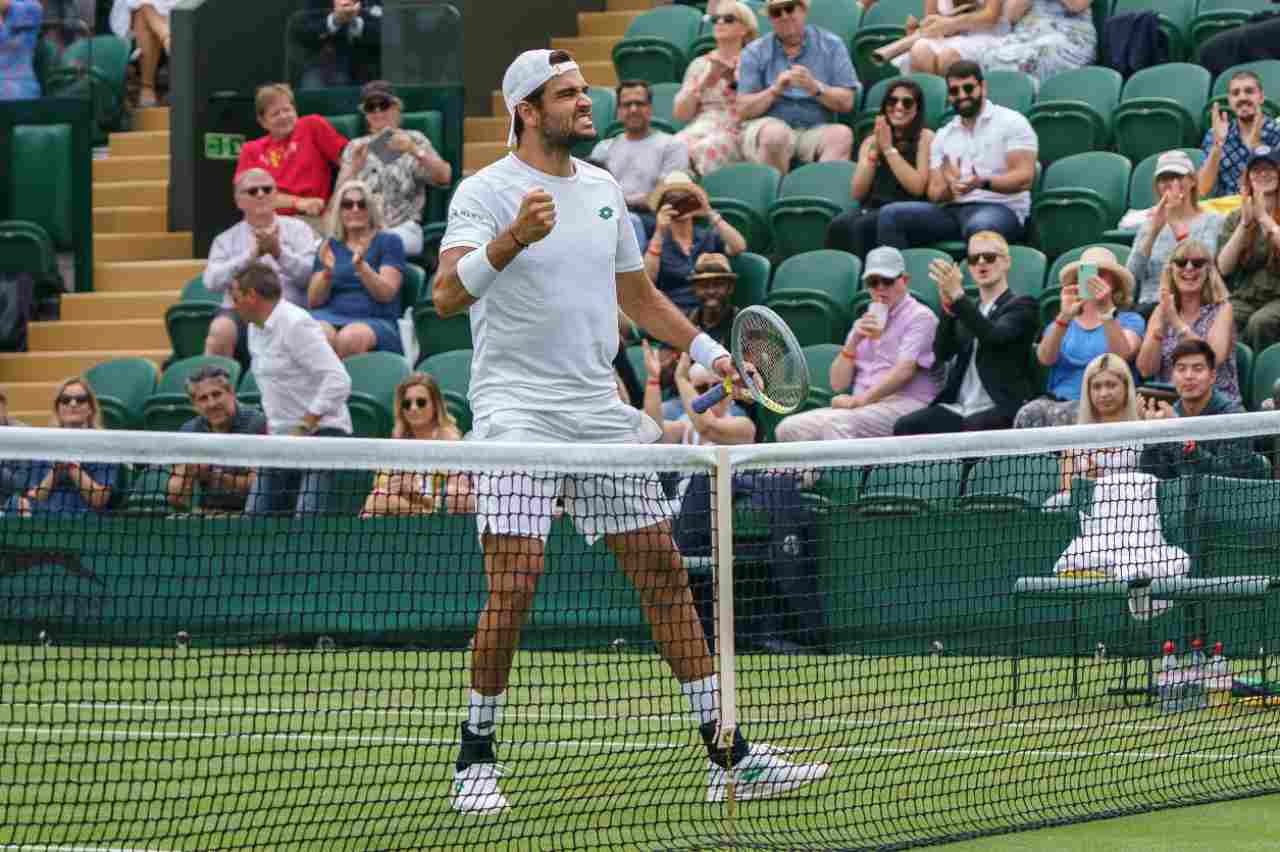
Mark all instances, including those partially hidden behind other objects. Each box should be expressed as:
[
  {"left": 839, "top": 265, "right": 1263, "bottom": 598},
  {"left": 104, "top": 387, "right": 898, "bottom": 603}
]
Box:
[{"left": 3, "top": 645, "right": 1279, "bottom": 851}]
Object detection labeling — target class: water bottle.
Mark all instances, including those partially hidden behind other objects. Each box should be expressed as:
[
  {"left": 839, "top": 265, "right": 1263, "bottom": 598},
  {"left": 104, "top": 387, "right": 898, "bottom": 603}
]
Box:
[
  {"left": 1187, "top": 638, "right": 1208, "bottom": 709},
  {"left": 1159, "top": 640, "right": 1177, "bottom": 688},
  {"left": 1207, "top": 641, "right": 1232, "bottom": 704}
]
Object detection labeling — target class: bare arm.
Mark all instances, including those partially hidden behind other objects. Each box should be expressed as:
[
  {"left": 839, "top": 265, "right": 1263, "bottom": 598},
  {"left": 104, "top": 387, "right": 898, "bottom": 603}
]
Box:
[
  {"left": 1135, "top": 313, "right": 1166, "bottom": 378},
  {"left": 356, "top": 255, "right": 402, "bottom": 304},
  {"left": 166, "top": 465, "right": 195, "bottom": 510},
  {"left": 708, "top": 210, "right": 746, "bottom": 255},
  {"left": 675, "top": 368, "right": 755, "bottom": 445},
  {"left": 830, "top": 337, "right": 858, "bottom": 392},
  {"left": 308, "top": 269, "right": 332, "bottom": 307},
  {"left": 1218, "top": 217, "right": 1252, "bottom": 276},
  {"left": 734, "top": 81, "right": 781, "bottom": 122},
  {"left": 851, "top": 138, "right": 879, "bottom": 202},
  {"left": 1102, "top": 314, "right": 1141, "bottom": 361},
  {"left": 927, "top": 164, "right": 952, "bottom": 204},
  {"left": 993, "top": 149, "right": 1036, "bottom": 193},
  {"left": 65, "top": 463, "right": 112, "bottom": 511}
]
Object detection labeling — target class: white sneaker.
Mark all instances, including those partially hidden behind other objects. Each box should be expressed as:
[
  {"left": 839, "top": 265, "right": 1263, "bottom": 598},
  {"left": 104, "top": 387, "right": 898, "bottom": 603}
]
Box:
[
  {"left": 706, "top": 743, "right": 830, "bottom": 802},
  {"left": 451, "top": 763, "right": 509, "bottom": 815}
]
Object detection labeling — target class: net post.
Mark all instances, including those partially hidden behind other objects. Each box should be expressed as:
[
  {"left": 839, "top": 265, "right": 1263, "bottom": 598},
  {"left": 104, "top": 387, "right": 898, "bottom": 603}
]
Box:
[{"left": 713, "top": 446, "right": 738, "bottom": 818}]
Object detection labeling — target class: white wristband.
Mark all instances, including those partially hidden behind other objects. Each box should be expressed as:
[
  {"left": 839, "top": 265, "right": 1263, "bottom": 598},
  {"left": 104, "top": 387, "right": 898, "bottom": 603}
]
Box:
[
  {"left": 690, "top": 332, "right": 730, "bottom": 371},
  {"left": 456, "top": 244, "right": 500, "bottom": 300}
]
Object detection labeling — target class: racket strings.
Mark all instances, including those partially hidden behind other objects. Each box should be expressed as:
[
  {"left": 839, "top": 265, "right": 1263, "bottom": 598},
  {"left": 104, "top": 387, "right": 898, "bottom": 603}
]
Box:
[{"left": 737, "top": 311, "right": 807, "bottom": 411}]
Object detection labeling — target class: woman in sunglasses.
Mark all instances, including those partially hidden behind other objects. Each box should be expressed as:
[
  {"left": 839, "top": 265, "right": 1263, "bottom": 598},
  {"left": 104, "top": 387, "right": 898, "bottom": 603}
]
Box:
[
  {"left": 826, "top": 78, "right": 932, "bottom": 258},
  {"left": 1136, "top": 239, "right": 1240, "bottom": 404},
  {"left": 672, "top": 1, "right": 759, "bottom": 177},
  {"left": 361, "top": 373, "right": 473, "bottom": 517},
  {"left": 6, "top": 377, "right": 120, "bottom": 516},
  {"left": 309, "top": 179, "right": 406, "bottom": 357}
]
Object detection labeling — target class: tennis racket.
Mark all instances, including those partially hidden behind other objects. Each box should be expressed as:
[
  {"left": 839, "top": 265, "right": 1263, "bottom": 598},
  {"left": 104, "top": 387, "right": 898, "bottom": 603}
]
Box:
[{"left": 691, "top": 305, "right": 809, "bottom": 415}]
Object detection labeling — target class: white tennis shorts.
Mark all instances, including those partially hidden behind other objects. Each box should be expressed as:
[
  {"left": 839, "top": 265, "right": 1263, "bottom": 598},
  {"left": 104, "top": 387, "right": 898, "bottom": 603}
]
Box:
[{"left": 468, "top": 404, "right": 673, "bottom": 543}]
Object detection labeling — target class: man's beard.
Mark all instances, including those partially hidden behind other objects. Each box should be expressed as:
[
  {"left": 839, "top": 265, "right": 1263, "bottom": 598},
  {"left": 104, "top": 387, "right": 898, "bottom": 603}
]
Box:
[
  {"left": 955, "top": 97, "right": 982, "bottom": 119},
  {"left": 540, "top": 113, "right": 595, "bottom": 149}
]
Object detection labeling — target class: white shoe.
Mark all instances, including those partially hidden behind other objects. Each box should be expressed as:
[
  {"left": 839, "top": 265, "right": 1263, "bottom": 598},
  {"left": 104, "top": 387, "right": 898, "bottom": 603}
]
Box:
[
  {"left": 451, "top": 763, "right": 509, "bottom": 815},
  {"left": 706, "top": 743, "right": 830, "bottom": 802}
]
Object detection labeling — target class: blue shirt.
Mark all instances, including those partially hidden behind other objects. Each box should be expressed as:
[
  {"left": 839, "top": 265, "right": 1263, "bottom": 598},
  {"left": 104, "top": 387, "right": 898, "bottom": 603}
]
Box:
[
  {"left": 1200, "top": 118, "right": 1280, "bottom": 197},
  {"left": 311, "top": 230, "right": 405, "bottom": 323},
  {"left": 737, "top": 25, "right": 859, "bottom": 130},
  {"left": 642, "top": 222, "right": 725, "bottom": 312},
  {"left": 1046, "top": 312, "right": 1146, "bottom": 401},
  {"left": 0, "top": 0, "right": 42, "bottom": 102},
  {"left": 16, "top": 460, "right": 121, "bottom": 514}
]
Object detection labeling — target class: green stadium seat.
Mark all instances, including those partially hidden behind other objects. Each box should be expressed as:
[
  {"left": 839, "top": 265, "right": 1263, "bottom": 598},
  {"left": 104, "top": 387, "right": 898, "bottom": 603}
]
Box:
[
  {"left": 854, "top": 460, "right": 967, "bottom": 515},
  {"left": 611, "top": 6, "right": 704, "bottom": 84},
  {"left": 1112, "top": 64, "right": 1210, "bottom": 166},
  {"left": 651, "top": 81, "right": 685, "bottom": 133},
  {"left": 400, "top": 262, "right": 424, "bottom": 316},
  {"left": 962, "top": 453, "right": 1062, "bottom": 510},
  {"left": 850, "top": 0, "right": 926, "bottom": 87},
  {"left": 855, "top": 73, "right": 949, "bottom": 144},
  {"left": 701, "top": 162, "right": 781, "bottom": 253},
  {"left": 1236, "top": 340, "right": 1255, "bottom": 410},
  {"left": 238, "top": 370, "right": 261, "bottom": 408},
  {"left": 10, "top": 125, "right": 77, "bottom": 249},
  {"left": 729, "top": 251, "right": 771, "bottom": 310},
  {"left": 960, "top": 245, "right": 1048, "bottom": 301},
  {"left": 143, "top": 356, "right": 242, "bottom": 432},
  {"left": 768, "top": 161, "right": 858, "bottom": 259},
  {"left": 1102, "top": 148, "right": 1204, "bottom": 244},
  {"left": 1113, "top": 0, "right": 1196, "bottom": 60},
  {"left": 42, "top": 35, "right": 131, "bottom": 140},
  {"left": 1205, "top": 60, "right": 1280, "bottom": 127},
  {"left": 164, "top": 302, "right": 219, "bottom": 361},
  {"left": 982, "top": 70, "right": 1036, "bottom": 116},
  {"left": 413, "top": 298, "right": 473, "bottom": 363},
  {"left": 766, "top": 250, "right": 861, "bottom": 346},
  {"left": 323, "top": 113, "right": 363, "bottom": 141},
  {"left": 1191, "top": 0, "right": 1276, "bottom": 59},
  {"left": 32, "top": 37, "right": 57, "bottom": 92},
  {"left": 624, "top": 343, "right": 648, "bottom": 394},
  {"left": 1027, "top": 66, "right": 1122, "bottom": 166},
  {"left": 181, "top": 275, "right": 219, "bottom": 303},
  {"left": 120, "top": 465, "right": 174, "bottom": 516},
  {"left": 419, "top": 349, "right": 473, "bottom": 433},
  {"left": 1250, "top": 342, "right": 1280, "bottom": 413},
  {"left": 0, "top": 221, "right": 61, "bottom": 309},
  {"left": 1031, "top": 151, "right": 1132, "bottom": 260},
  {"left": 344, "top": 351, "right": 411, "bottom": 438},
  {"left": 807, "top": 0, "right": 863, "bottom": 42},
  {"left": 85, "top": 357, "right": 159, "bottom": 431}
]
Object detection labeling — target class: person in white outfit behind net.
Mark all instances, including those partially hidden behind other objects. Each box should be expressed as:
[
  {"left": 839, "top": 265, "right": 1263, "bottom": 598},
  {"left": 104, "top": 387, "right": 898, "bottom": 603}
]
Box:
[{"left": 434, "top": 47, "right": 831, "bottom": 815}]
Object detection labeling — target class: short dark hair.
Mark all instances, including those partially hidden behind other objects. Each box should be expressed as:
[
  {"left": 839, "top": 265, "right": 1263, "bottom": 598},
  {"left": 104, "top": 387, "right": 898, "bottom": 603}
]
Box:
[
  {"left": 615, "top": 79, "right": 652, "bottom": 104},
  {"left": 185, "top": 365, "right": 234, "bottom": 396},
  {"left": 236, "top": 263, "right": 282, "bottom": 301},
  {"left": 1229, "top": 70, "right": 1263, "bottom": 92},
  {"left": 1171, "top": 338, "right": 1216, "bottom": 371},
  {"left": 944, "top": 60, "right": 984, "bottom": 83},
  {"left": 513, "top": 49, "right": 574, "bottom": 144}
]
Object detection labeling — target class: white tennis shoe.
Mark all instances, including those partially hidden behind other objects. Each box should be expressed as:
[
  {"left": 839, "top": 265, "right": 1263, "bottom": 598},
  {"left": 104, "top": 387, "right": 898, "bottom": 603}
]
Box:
[
  {"left": 451, "top": 763, "right": 509, "bottom": 815},
  {"left": 706, "top": 743, "right": 830, "bottom": 802}
]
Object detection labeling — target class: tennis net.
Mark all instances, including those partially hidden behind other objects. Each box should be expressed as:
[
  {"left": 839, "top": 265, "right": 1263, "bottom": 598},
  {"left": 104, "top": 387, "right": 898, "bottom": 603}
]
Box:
[{"left": 1, "top": 413, "right": 1279, "bottom": 850}]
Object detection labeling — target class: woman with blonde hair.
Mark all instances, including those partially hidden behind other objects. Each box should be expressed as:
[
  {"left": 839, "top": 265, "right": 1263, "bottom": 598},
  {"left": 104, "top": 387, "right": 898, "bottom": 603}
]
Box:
[
  {"left": 361, "top": 373, "right": 473, "bottom": 517},
  {"left": 6, "top": 377, "right": 120, "bottom": 515},
  {"left": 1046, "top": 353, "right": 1142, "bottom": 506},
  {"left": 672, "top": 1, "right": 758, "bottom": 176},
  {"left": 309, "top": 178, "right": 406, "bottom": 357},
  {"left": 1135, "top": 238, "right": 1239, "bottom": 403}
]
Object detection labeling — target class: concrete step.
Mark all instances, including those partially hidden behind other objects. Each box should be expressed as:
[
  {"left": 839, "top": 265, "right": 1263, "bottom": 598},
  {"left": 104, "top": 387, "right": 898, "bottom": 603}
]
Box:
[
  {"left": 0, "top": 351, "right": 170, "bottom": 382},
  {"left": 135, "top": 107, "right": 170, "bottom": 132},
  {"left": 464, "top": 142, "right": 507, "bottom": 173},
  {"left": 9, "top": 411, "right": 51, "bottom": 427},
  {"left": 94, "top": 260, "right": 206, "bottom": 292},
  {"left": 581, "top": 61, "right": 618, "bottom": 88},
  {"left": 94, "top": 206, "right": 168, "bottom": 234},
  {"left": 93, "top": 155, "right": 171, "bottom": 184},
  {"left": 608, "top": 0, "right": 651, "bottom": 10},
  {"left": 108, "top": 130, "right": 170, "bottom": 158},
  {"left": 30, "top": 320, "right": 170, "bottom": 352},
  {"left": 465, "top": 117, "right": 508, "bottom": 144},
  {"left": 4, "top": 383, "right": 63, "bottom": 412},
  {"left": 492, "top": 90, "right": 506, "bottom": 117},
  {"left": 94, "top": 181, "right": 168, "bottom": 208},
  {"left": 551, "top": 36, "right": 620, "bottom": 63},
  {"left": 578, "top": 11, "right": 640, "bottom": 36},
  {"left": 62, "top": 291, "right": 181, "bottom": 322},
  {"left": 94, "top": 232, "right": 193, "bottom": 263}
]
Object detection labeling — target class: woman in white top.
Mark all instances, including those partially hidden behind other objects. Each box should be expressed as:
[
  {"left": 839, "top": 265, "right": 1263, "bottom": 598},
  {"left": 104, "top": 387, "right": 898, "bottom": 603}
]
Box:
[
  {"left": 895, "top": 0, "right": 1016, "bottom": 75},
  {"left": 1047, "top": 352, "right": 1143, "bottom": 506}
]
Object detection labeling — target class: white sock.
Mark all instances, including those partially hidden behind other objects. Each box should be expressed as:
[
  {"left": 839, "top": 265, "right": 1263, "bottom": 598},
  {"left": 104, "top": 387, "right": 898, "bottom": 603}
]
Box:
[
  {"left": 681, "top": 674, "right": 720, "bottom": 727},
  {"left": 466, "top": 690, "right": 502, "bottom": 737}
]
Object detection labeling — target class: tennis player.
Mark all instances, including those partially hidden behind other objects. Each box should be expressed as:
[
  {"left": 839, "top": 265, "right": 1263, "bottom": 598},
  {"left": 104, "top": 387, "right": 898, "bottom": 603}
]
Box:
[{"left": 435, "top": 48, "right": 830, "bottom": 814}]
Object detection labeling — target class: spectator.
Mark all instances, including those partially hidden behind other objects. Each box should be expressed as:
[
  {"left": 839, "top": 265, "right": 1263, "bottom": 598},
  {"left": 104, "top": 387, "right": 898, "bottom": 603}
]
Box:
[
  {"left": 235, "top": 83, "right": 348, "bottom": 234},
  {"left": 5, "top": 377, "right": 119, "bottom": 516},
  {"left": 1139, "top": 338, "right": 1258, "bottom": 479},
  {"left": 0, "top": 386, "right": 28, "bottom": 503},
  {"left": 231, "top": 264, "right": 353, "bottom": 517},
  {"left": 983, "top": 0, "right": 1096, "bottom": 85},
  {"left": 1015, "top": 246, "right": 1144, "bottom": 427},
  {"left": 642, "top": 171, "right": 746, "bottom": 313},
  {"left": 876, "top": 61, "right": 1037, "bottom": 249},
  {"left": 1135, "top": 239, "right": 1239, "bottom": 404},
  {"left": 1127, "top": 150, "right": 1224, "bottom": 308},
  {"left": 46, "top": 0, "right": 91, "bottom": 47},
  {"left": 0, "top": 386, "right": 25, "bottom": 426},
  {"left": 119, "top": 0, "right": 175, "bottom": 107},
  {"left": 685, "top": 252, "right": 739, "bottom": 345},
  {"left": 588, "top": 80, "right": 690, "bottom": 241},
  {"left": 166, "top": 365, "right": 268, "bottom": 515},
  {"left": 1217, "top": 145, "right": 1280, "bottom": 353},
  {"left": 825, "top": 77, "right": 933, "bottom": 258},
  {"left": 1199, "top": 17, "right": 1280, "bottom": 82},
  {"left": 334, "top": 80, "right": 452, "bottom": 258},
  {"left": 1, "top": 0, "right": 42, "bottom": 101},
  {"left": 361, "top": 372, "right": 473, "bottom": 517},
  {"left": 1199, "top": 71, "right": 1280, "bottom": 199},
  {"left": 1048, "top": 352, "right": 1143, "bottom": 507},
  {"left": 735, "top": 0, "right": 858, "bottom": 176},
  {"left": 776, "top": 246, "right": 940, "bottom": 440},
  {"left": 894, "top": 0, "right": 1014, "bottom": 76},
  {"left": 293, "top": 0, "right": 382, "bottom": 89},
  {"left": 204, "top": 169, "right": 318, "bottom": 370},
  {"left": 309, "top": 179, "right": 405, "bottom": 357},
  {"left": 672, "top": 1, "right": 758, "bottom": 177},
  {"left": 893, "top": 231, "right": 1039, "bottom": 434}
]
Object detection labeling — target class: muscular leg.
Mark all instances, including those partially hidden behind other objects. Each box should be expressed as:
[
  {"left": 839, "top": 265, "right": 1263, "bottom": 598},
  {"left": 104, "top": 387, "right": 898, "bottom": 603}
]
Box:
[
  {"left": 754, "top": 120, "right": 796, "bottom": 177},
  {"left": 472, "top": 533, "right": 546, "bottom": 696},
  {"left": 335, "top": 322, "right": 377, "bottom": 358},
  {"left": 132, "top": 11, "right": 161, "bottom": 105}
]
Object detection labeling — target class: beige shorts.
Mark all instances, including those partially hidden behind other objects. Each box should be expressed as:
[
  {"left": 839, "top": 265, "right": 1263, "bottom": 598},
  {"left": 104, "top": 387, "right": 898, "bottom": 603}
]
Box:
[{"left": 741, "top": 118, "right": 832, "bottom": 164}]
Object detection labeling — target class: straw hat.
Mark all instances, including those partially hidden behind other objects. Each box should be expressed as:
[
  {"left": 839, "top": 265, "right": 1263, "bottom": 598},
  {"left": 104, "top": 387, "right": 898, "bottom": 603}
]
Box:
[
  {"left": 689, "top": 252, "right": 737, "bottom": 283},
  {"left": 648, "top": 171, "right": 710, "bottom": 216},
  {"left": 1058, "top": 246, "right": 1136, "bottom": 305}
]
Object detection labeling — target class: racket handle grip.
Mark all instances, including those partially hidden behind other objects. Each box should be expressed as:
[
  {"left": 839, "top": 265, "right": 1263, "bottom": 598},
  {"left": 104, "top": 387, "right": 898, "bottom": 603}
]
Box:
[{"left": 691, "top": 382, "right": 728, "bottom": 414}]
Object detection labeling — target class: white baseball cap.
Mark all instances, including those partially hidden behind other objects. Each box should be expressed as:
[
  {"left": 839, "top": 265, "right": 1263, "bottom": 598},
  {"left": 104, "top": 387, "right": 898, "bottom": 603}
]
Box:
[
  {"left": 863, "top": 246, "right": 906, "bottom": 280},
  {"left": 502, "top": 49, "right": 581, "bottom": 147}
]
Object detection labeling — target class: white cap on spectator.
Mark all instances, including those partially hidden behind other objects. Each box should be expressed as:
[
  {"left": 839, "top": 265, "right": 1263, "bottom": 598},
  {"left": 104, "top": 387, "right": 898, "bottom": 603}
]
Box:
[
  {"left": 502, "top": 49, "right": 580, "bottom": 147},
  {"left": 1154, "top": 149, "right": 1195, "bottom": 177},
  {"left": 863, "top": 246, "right": 906, "bottom": 280}
]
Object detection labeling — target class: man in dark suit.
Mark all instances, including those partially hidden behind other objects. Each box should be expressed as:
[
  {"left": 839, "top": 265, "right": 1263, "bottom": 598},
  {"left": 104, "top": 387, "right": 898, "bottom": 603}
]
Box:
[
  {"left": 292, "top": 0, "right": 383, "bottom": 89},
  {"left": 892, "top": 231, "right": 1039, "bottom": 434}
]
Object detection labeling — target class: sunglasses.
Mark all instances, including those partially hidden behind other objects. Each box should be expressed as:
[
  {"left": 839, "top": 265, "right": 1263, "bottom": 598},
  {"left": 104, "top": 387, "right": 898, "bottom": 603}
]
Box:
[
  {"left": 967, "top": 252, "right": 1004, "bottom": 266},
  {"left": 363, "top": 99, "right": 393, "bottom": 113},
  {"left": 340, "top": 198, "right": 368, "bottom": 210},
  {"left": 768, "top": 2, "right": 799, "bottom": 17},
  {"left": 401, "top": 397, "right": 431, "bottom": 411},
  {"left": 243, "top": 185, "right": 275, "bottom": 197},
  {"left": 1172, "top": 257, "right": 1210, "bottom": 269},
  {"left": 58, "top": 394, "right": 90, "bottom": 406},
  {"left": 707, "top": 13, "right": 738, "bottom": 23},
  {"left": 864, "top": 277, "right": 897, "bottom": 290},
  {"left": 947, "top": 82, "right": 979, "bottom": 98},
  {"left": 885, "top": 95, "right": 916, "bottom": 110}
]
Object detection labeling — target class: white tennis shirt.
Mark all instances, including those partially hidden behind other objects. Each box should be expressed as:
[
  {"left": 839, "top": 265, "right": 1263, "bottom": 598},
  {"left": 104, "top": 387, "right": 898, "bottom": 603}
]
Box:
[{"left": 441, "top": 154, "right": 644, "bottom": 420}]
